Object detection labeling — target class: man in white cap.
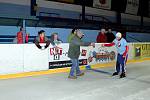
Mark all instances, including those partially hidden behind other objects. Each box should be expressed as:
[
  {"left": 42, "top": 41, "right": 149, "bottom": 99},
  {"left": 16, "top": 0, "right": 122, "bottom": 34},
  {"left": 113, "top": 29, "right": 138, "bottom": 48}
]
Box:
[{"left": 102, "top": 32, "right": 129, "bottom": 78}]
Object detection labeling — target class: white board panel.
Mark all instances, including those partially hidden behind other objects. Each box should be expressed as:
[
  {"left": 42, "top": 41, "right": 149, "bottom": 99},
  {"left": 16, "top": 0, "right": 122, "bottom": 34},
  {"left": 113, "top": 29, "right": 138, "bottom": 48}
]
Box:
[
  {"left": 23, "top": 44, "right": 49, "bottom": 72},
  {"left": 0, "top": 44, "right": 24, "bottom": 74}
]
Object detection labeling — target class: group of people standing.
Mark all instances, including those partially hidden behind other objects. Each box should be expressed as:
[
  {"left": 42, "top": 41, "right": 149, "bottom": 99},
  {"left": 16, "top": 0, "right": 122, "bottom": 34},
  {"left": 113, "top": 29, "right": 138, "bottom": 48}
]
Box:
[
  {"left": 14, "top": 27, "right": 128, "bottom": 79},
  {"left": 34, "top": 30, "right": 62, "bottom": 50},
  {"left": 68, "top": 28, "right": 128, "bottom": 79},
  {"left": 14, "top": 27, "right": 62, "bottom": 49},
  {"left": 96, "top": 28, "right": 115, "bottom": 43},
  {"left": 14, "top": 27, "right": 30, "bottom": 44},
  {"left": 96, "top": 28, "right": 128, "bottom": 78}
]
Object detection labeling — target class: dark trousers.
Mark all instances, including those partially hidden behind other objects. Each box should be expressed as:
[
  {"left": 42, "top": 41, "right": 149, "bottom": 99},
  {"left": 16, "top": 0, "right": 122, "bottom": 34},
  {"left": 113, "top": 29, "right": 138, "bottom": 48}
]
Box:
[{"left": 116, "top": 54, "right": 128, "bottom": 73}]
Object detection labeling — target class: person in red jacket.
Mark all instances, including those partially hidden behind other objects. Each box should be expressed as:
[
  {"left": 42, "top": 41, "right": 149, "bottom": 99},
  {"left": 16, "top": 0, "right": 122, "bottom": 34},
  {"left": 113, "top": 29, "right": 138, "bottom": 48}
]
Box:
[
  {"left": 25, "top": 33, "right": 29, "bottom": 43},
  {"left": 17, "top": 27, "right": 24, "bottom": 44},
  {"left": 96, "top": 28, "right": 107, "bottom": 43}
]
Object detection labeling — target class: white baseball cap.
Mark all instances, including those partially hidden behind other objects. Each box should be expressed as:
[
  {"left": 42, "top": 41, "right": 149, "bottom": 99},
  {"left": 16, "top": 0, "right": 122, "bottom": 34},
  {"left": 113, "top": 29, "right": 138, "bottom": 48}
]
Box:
[{"left": 116, "top": 32, "right": 122, "bottom": 38}]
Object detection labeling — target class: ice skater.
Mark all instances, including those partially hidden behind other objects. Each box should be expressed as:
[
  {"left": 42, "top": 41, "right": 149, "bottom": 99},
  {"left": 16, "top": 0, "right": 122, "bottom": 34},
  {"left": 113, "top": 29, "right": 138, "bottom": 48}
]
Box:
[{"left": 102, "top": 32, "right": 129, "bottom": 78}]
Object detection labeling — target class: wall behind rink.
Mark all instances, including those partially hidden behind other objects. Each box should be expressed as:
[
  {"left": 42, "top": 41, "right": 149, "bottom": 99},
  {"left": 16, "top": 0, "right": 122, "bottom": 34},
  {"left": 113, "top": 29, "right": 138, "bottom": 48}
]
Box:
[
  {"left": 0, "top": 43, "right": 149, "bottom": 75},
  {"left": 1, "top": 26, "right": 150, "bottom": 43},
  {"left": 26, "top": 27, "right": 99, "bottom": 42},
  {"left": 0, "top": 26, "right": 99, "bottom": 43}
]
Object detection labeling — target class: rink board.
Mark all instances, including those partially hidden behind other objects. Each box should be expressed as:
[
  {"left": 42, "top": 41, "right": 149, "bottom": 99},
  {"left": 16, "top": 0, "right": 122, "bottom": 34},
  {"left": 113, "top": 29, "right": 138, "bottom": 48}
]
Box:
[{"left": 0, "top": 43, "right": 150, "bottom": 76}]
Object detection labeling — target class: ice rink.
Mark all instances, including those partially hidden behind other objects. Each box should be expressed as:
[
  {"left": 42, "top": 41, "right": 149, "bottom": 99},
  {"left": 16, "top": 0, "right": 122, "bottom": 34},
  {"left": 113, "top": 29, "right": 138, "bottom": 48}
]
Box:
[{"left": 0, "top": 60, "right": 150, "bottom": 100}]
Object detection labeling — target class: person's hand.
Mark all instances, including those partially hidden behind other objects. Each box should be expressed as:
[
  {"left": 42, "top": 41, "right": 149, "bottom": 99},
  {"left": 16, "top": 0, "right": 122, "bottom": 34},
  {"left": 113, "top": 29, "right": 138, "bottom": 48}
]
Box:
[
  {"left": 123, "top": 53, "right": 126, "bottom": 58},
  {"left": 36, "top": 45, "right": 42, "bottom": 49},
  {"left": 45, "top": 44, "right": 50, "bottom": 49}
]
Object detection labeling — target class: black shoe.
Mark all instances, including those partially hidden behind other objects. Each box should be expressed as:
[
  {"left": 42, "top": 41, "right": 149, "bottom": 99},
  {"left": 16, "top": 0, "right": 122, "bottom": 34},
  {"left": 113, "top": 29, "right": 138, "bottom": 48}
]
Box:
[
  {"left": 120, "top": 72, "right": 126, "bottom": 78},
  {"left": 68, "top": 76, "right": 77, "bottom": 79},
  {"left": 77, "top": 72, "right": 84, "bottom": 76},
  {"left": 112, "top": 72, "right": 118, "bottom": 76}
]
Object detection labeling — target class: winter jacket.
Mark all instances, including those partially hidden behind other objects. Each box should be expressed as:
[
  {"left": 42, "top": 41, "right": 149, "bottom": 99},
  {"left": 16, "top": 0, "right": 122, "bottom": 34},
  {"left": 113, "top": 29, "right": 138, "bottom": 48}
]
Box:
[
  {"left": 68, "top": 35, "right": 90, "bottom": 59},
  {"left": 34, "top": 36, "right": 50, "bottom": 49},
  {"left": 96, "top": 32, "right": 107, "bottom": 43}
]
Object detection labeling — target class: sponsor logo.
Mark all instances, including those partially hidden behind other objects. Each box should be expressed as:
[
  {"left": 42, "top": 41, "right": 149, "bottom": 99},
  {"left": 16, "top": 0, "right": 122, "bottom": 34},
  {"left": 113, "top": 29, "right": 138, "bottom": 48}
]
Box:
[
  {"left": 49, "top": 59, "right": 88, "bottom": 69},
  {"left": 134, "top": 44, "right": 150, "bottom": 57},
  {"left": 117, "top": 42, "right": 121, "bottom": 47},
  {"left": 99, "top": 0, "right": 106, "bottom": 4},
  {"left": 94, "top": 0, "right": 110, "bottom": 9},
  {"left": 141, "top": 44, "right": 150, "bottom": 57},
  {"left": 88, "top": 48, "right": 116, "bottom": 62},
  {"left": 50, "top": 47, "right": 62, "bottom": 60},
  {"left": 135, "top": 47, "right": 141, "bottom": 57},
  {"left": 127, "top": 0, "right": 139, "bottom": 7},
  {"left": 81, "top": 49, "right": 87, "bottom": 56}
]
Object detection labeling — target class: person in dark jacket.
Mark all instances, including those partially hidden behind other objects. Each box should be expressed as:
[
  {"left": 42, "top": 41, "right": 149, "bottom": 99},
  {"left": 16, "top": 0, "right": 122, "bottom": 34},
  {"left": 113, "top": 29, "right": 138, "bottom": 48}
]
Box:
[
  {"left": 68, "top": 29, "right": 95, "bottom": 79},
  {"left": 106, "top": 28, "right": 115, "bottom": 43},
  {"left": 34, "top": 30, "right": 50, "bottom": 50}
]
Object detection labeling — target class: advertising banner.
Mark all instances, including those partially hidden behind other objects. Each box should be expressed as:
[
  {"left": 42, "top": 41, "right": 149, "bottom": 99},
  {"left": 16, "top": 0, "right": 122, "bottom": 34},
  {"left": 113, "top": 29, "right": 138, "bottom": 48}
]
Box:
[
  {"left": 93, "top": 0, "right": 111, "bottom": 10},
  {"left": 87, "top": 44, "right": 117, "bottom": 65},
  {"left": 48, "top": 44, "right": 88, "bottom": 69},
  {"left": 125, "top": 0, "right": 139, "bottom": 15},
  {"left": 133, "top": 43, "right": 150, "bottom": 58}
]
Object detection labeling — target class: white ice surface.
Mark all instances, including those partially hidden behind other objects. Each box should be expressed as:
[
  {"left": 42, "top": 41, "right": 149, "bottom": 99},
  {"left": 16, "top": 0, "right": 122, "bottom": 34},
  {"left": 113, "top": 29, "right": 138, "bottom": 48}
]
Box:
[{"left": 0, "top": 61, "right": 150, "bottom": 100}]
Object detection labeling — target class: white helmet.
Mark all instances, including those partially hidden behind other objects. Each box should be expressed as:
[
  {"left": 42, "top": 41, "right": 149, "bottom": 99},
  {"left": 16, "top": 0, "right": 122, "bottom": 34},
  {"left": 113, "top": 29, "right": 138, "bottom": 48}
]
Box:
[{"left": 116, "top": 32, "right": 122, "bottom": 38}]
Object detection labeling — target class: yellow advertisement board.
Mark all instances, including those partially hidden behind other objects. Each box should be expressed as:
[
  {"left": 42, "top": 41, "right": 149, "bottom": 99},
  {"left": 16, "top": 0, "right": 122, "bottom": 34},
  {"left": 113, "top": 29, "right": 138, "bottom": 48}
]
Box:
[
  {"left": 134, "top": 44, "right": 150, "bottom": 58},
  {"left": 141, "top": 44, "right": 150, "bottom": 57}
]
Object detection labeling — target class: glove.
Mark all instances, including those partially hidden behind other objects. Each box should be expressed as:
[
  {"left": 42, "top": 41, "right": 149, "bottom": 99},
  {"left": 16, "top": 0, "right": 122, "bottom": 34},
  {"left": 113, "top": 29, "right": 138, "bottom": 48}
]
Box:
[
  {"left": 123, "top": 53, "right": 126, "bottom": 58},
  {"left": 45, "top": 44, "right": 49, "bottom": 49},
  {"left": 37, "top": 45, "right": 42, "bottom": 49}
]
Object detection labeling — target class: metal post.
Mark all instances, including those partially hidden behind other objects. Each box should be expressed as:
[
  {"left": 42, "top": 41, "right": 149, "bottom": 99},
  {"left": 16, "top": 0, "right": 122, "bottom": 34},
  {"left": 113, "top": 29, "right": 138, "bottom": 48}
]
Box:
[
  {"left": 141, "top": 16, "right": 143, "bottom": 27},
  {"left": 23, "top": 19, "right": 26, "bottom": 43},
  {"left": 116, "top": 12, "right": 121, "bottom": 25},
  {"left": 82, "top": 0, "right": 85, "bottom": 21},
  {"left": 31, "top": 0, "right": 37, "bottom": 16}
]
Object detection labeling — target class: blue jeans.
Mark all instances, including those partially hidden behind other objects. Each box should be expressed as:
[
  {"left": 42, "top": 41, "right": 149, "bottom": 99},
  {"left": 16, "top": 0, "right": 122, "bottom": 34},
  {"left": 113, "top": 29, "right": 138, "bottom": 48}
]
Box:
[
  {"left": 69, "top": 59, "right": 81, "bottom": 76},
  {"left": 116, "top": 54, "right": 128, "bottom": 73}
]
